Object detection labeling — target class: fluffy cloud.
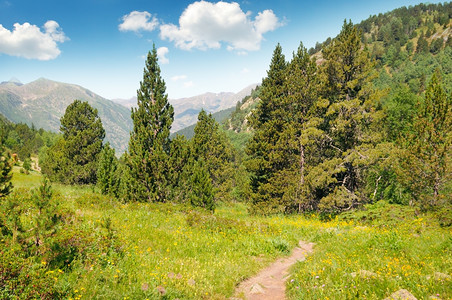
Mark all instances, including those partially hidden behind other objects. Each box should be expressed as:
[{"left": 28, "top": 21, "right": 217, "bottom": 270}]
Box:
[
  {"left": 183, "top": 81, "right": 194, "bottom": 88},
  {"left": 0, "top": 20, "right": 68, "bottom": 60},
  {"left": 160, "top": 1, "right": 282, "bottom": 51},
  {"left": 171, "top": 75, "right": 187, "bottom": 81},
  {"left": 119, "top": 11, "right": 158, "bottom": 32},
  {"left": 157, "top": 46, "right": 169, "bottom": 64}
]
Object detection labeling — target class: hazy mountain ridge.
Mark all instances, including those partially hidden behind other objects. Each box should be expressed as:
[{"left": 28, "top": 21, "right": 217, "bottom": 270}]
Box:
[
  {"left": 114, "top": 84, "right": 258, "bottom": 132},
  {"left": 0, "top": 78, "right": 133, "bottom": 154},
  {"left": 0, "top": 78, "right": 258, "bottom": 153}
]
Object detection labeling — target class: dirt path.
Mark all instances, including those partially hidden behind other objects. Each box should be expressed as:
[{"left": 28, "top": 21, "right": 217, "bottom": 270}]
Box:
[{"left": 234, "top": 241, "right": 314, "bottom": 300}]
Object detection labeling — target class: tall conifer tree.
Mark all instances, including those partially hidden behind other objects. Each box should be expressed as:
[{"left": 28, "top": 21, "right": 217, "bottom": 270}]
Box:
[
  {"left": 0, "top": 143, "right": 12, "bottom": 198},
  {"left": 245, "top": 44, "right": 288, "bottom": 213},
  {"left": 97, "top": 142, "right": 118, "bottom": 196},
  {"left": 127, "top": 45, "right": 174, "bottom": 202},
  {"left": 42, "top": 100, "right": 105, "bottom": 185},
  {"left": 306, "top": 20, "right": 385, "bottom": 212},
  {"left": 399, "top": 71, "right": 451, "bottom": 208}
]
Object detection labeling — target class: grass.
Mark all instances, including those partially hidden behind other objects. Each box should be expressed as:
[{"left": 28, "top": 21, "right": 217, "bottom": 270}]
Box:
[{"left": 7, "top": 170, "right": 452, "bottom": 299}]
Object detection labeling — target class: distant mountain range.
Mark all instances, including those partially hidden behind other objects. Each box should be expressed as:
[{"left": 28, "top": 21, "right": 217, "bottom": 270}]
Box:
[
  {"left": 0, "top": 78, "right": 257, "bottom": 153},
  {"left": 113, "top": 83, "right": 258, "bottom": 132},
  {"left": 0, "top": 78, "right": 132, "bottom": 153}
]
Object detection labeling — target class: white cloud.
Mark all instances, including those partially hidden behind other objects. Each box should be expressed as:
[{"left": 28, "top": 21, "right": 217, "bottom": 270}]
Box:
[
  {"left": 159, "top": 1, "right": 282, "bottom": 52},
  {"left": 157, "top": 46, "right": 169, "bottom": 64},
  {"left": 171, "top": 75, "right": 187, "bottom": 81},
  {"left": 184, "top": 81, "right": 194, "bottom": 88},
  {"left": 241, "top": 68, "right": 250, "bottom": 74},
  {"left": 0, "top": 20, "right": 68, "bottom": 60},
  {"left": 119, "top": 11, "right": 158, "bottom": 32}
]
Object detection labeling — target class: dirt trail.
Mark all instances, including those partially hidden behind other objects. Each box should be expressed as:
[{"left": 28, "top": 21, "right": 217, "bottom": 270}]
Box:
[{"left": 234, "top": 241, "right": 314, "bottom": 300}]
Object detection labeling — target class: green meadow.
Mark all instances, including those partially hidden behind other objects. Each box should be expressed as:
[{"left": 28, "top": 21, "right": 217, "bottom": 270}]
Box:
[{"left": 3, "top": 169, "right": 450, "bottom": 300}]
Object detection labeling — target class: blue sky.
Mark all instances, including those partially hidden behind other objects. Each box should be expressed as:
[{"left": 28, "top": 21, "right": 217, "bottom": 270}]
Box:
[{"left": 0, "top": 0, "right": 443, "bottom": 100}]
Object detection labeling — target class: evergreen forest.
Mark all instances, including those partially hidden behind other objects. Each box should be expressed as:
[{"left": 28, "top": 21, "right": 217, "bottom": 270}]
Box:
[{"left": 0, "top": 3, "right": 451, "bottom": 299}]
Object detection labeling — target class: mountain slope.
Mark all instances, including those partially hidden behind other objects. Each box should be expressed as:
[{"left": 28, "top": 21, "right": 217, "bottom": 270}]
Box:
[
  {"left": 114, "top": 84, "right": 258, "bottom": 132},
  {"left": 172, "top": 106, "right": 236, "bottom": 139},
  {"left": 0, "top": 78, "right": 132, "bottom": 153},
  {"left": 220, "top": 3, "right": 451, "bottom": 154}
]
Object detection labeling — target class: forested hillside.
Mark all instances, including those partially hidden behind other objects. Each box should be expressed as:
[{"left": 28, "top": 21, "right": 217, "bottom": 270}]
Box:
[
  {"left": 0, "top": 112, "right": 59, "bottom": 168},
  {"left": 228, "top": 2, "right": 452, "bottom": 142},
  {"left": 0, "top": 79, "right": 132, "bottom": 153},
  {"left": 219, "top": 2, "right": 451, "bottom": 214},
  {"left": 0, "top": 3, "right": 451, "bottom": 299}
]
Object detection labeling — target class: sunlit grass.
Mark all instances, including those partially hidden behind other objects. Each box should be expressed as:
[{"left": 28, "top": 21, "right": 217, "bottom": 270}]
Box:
[{"left": 6, "top": 170, "right": 452, "bottom": 299}]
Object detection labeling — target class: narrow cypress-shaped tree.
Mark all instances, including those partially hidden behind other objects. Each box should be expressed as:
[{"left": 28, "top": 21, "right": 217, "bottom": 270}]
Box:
[
  {"left": 192, "top": 110, "right": 234, "bottom": 190},
  {"left": 97, "top": 142, "right": 118, "bottom": 196},
  {"left": 276, "top": 42, "right": 320, "bottom": 212},
  {"left": 0, "top": 143, "right": 12, "bottom": 198},
  {"left": 189, "top": 159, "right": 215, "bottom": 211},
  {"left": 127, "top": 45, "right": 174, "bottom": 202},
  {"left": 168, "top": 135, "right": 192, "bottom": 202},
  {"left": 245, "top": 44, "right": 288, "bottom": 214},
  {"left": 399, "top": 71, "right": 451, "bottom": 208}
]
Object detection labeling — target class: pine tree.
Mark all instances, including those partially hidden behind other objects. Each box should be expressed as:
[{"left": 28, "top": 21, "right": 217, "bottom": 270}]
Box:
[
  {"left": 250, "top": 43, "right": 287, "bottom": 128},
  {"left": 192, "top": 110, "right": 234, "bottom": 186},
  {"left": 189, "top": 159, "right": 215, "bottom": 211},
  {"left": 306, "top": 20, "right": 385, "bottom": 213},
  {"left": 127, "top": 45, "right": 174, "bottom": 202},
  {"left": 97, "top": 142, "right": 118, "bottom": 196},
  {"left": 416, "top": 32, "right": 429, "bottom": 54},
  {"left": 399, "top": 71, "right": 451, "bottom": 208},
  {"left": 245, "top": 44, "right": 288, "bottom": 213},
  {"left": 0, "top": 143, "right": 12, "bottom": 198},
  {"left": 32, "top": 177, "right": 59, "bottom": 250},
  {"left": 44, "top": 100, "right": 105, "bottom": 185},
  {"left": 279, "top": 42, "right": 320, "bottom": 212},
  {"left": 168, "top": 135, "right": 192, "bottom": 202}
]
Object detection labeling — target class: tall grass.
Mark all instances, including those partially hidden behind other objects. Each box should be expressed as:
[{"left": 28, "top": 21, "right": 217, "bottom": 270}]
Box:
[{"left": 7, "top": 170, "right": 452, "bottom": 299}]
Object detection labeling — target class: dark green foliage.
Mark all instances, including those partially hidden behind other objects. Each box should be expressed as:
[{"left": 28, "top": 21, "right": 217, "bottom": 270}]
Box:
[
  {"left": 224, "top": 3, "right": 451, "bottom": 214},
  {"left": 0, "top": 118, "right": 57, "bottom": 162},
  {"left": 406, "top": 40, "right": 414, "bottom": 54},
  {"left": 97, "top": 142, "right": 118, "bottom": 196},
  {"left": 384, "top": 86, "right": 420, "bottom": 140},
  {"left": 127, "top": 45, "right": 174, "bottom": 202},
  {"left": 32, "top": 177, "right": 60, "bottom": 251},
  {"left": 430, "top": 38, "right": 444, "bottom": 54},
  {"left": 167, "top": 135, "right": 192, "bottom": 202},
  {"left": 246, "top": 44, "right": 288, "bottom": 214},
  {"left": 22, "top": 158, "right": 31, "bottom": 174},
  {"left": 192, "top": 110, "right": 236, "bottom": 203},
  {"left": 110, "top": 155, "right": 134, "bottom": 202},
  {"left": 42, "top": 100, "right": 105, "bottom": 185},
  {"left": 189, "top": 159, "right": 215, "bottom": 211},
  {"left": 60, "top": 100, "right": 105, "bottom": 184},
  {"left": 251, "top": 44, "right": 287, "bottom": 127},
  {"left": 192, "top": 111, "right": 234, "bottom": 184},
  {"left": 40, "top": 137, "right": 66, "bottom": 183},
  {"left": 246, "top": 42, "right": 321, "bottom": 213},
  {"left": 308, "top": 21, "right": 385, "bottom": 213},
  {"left": 0, "top": 144, "right": 12, "bottom": 199},
  {"left": 416, "top": 33, "right": 429, "bottom": 54},
  {"left": 0, "top": 188, "right": 123, "bottom": 298},
  {"left": 398, "top": 71, "right": 451, "bottom": 208}
]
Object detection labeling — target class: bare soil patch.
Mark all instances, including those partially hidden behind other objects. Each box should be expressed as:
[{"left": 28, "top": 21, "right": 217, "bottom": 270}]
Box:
[{"left": 234, "top": 241, "right": 314, "bottom": 300}]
